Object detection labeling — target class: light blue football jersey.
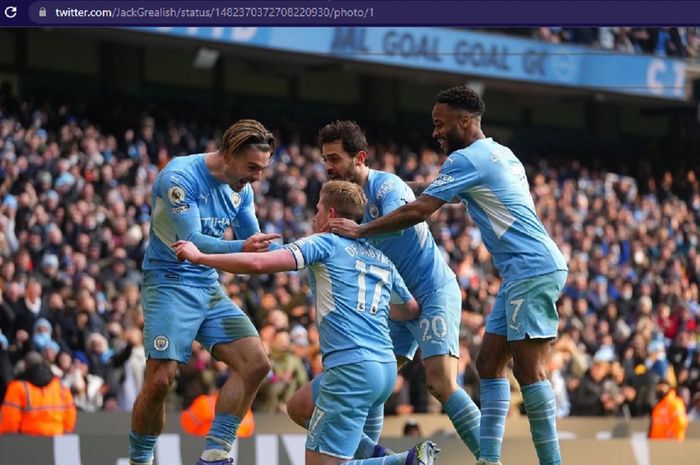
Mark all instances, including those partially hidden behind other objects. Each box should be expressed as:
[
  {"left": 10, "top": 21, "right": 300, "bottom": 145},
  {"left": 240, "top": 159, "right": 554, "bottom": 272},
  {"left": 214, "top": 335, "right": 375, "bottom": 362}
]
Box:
[
  {"left": 285, "top": 233, "right": 412, "bottom": 369},
  {"left": 142, "top": 154, "right": 260, "bottom": 287},
  {"left": 424, "top": 138, "right": 567, "bottom": 281},
  {"left": 363, "top": 169, "right": 456, "bottom": 299}
]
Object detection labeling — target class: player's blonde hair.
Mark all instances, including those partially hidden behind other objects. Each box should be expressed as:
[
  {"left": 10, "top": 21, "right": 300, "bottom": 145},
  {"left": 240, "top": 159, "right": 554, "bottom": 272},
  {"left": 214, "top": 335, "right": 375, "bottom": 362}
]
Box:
[
  {"left": 220, "top": 119, "right": 275, "bottom": 159},
  {"left": 320, "top": 180, "right": 367, "bottom": 223}
]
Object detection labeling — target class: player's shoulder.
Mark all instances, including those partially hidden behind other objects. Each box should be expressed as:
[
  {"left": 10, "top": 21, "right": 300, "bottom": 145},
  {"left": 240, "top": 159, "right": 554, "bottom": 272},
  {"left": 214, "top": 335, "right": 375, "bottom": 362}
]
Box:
[
  {"left": 159, "top": 154, "right": 204, "bottom": 184},
  {"left": 370, "top": 169, "right": 404, "bottom": 185},
  {"left": 163, "top": 153, "right": 203, "bottom": 172},
  {"left": 464, "top": 138, "right": 515, "bottom": 162},
  {"left": 450, "top": 138, "right": 509, "bottom": 173},
  {"left": 293, "top": 232, "right": 335, "bottom": 248},
  {"left": 369, "top": 169, "right": 406, "bottom": 200}
]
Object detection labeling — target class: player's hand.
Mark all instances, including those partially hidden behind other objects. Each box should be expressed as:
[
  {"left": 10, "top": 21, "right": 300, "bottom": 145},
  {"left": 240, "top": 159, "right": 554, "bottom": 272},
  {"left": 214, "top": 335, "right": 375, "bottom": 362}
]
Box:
[
  {"left": 390, "top": 299, "right": 420, "bottom": 322},
  {"left": 242, "top": 233, "right": 282, "bottom": 253},
  {"left": 172, "top": 240, "right": 203, "bottom": 264},
  {"left": 324, "top": 218, "right": 362, "bottom": 238}
]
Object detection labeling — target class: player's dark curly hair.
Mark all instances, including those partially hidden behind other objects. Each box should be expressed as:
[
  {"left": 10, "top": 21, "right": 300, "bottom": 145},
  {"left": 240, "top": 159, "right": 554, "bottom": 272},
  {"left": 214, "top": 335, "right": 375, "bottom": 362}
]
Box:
[
  {"left": 221, "top": 119, "right": 275, "bottom": 159},
  {"left": 436, "top": 85, "right": 486, "bottom": 117},
  {"left": 318, "top": 120, "right": 368, "bottom": 156}
]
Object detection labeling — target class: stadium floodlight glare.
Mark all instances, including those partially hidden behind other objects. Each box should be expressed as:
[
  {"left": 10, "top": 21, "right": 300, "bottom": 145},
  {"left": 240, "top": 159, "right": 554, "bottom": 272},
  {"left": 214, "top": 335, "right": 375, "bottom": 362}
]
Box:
[{"left": 192, "top": 47, "right": 220, "bottom": 70}]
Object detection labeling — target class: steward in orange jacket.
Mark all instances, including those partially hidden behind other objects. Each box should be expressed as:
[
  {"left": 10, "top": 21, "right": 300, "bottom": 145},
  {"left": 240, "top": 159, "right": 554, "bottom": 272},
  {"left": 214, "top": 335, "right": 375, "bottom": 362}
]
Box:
[
  {"left": 181, "top": 392, "right": 254, "bottom": 438},
  {"left": 0, "top": 352, "right": 76, "bottom": 435},
  {"left": 648, "top": 379, "right": 688, "bottom": 440}
]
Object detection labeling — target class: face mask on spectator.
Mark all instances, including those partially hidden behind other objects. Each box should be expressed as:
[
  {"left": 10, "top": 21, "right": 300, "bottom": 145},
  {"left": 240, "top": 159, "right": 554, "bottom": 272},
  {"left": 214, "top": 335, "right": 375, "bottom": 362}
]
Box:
[{"left": 32, "top": 333, "right": 51, "bottom": 351}]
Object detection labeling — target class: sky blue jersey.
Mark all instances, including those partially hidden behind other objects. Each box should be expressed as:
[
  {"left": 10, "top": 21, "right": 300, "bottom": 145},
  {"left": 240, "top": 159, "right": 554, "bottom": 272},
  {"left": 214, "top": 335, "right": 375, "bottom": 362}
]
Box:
[
  {"left": 424, "top": 138, "right": 567, "bottom": 281},
  {"left": 142, "top": 154, "right": 260, "bottom": 287},
  {"left": 363, "top": 169, "right": 456, "bottom": 299},
  {"left": 285, "top": 233, "right": 412, "bottom": 369}
]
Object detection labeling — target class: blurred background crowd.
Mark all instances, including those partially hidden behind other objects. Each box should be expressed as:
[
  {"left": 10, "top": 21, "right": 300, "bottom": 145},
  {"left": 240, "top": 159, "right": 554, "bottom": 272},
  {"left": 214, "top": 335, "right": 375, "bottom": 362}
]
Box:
[
  {"left": 492, "top": 27, "right": 700, "bottom": 59},
  {"left": 0, "top": 81, "right": 698, "bottom": 424}
]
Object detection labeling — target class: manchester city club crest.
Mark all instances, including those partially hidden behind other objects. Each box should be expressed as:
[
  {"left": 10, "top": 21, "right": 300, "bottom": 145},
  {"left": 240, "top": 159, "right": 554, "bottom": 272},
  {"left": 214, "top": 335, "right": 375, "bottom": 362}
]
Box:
[
  {"left": 231, "top": 192, "right": 242, "bottom": 208},
  {"left": 369, "top": 203, "right": 379, "bottom": 218},
  {"left": 167, "top": 186, "right": 185, "bottom": 204},
  {"left": 153, "top": 335, "right": 169, "bottom": 351}
]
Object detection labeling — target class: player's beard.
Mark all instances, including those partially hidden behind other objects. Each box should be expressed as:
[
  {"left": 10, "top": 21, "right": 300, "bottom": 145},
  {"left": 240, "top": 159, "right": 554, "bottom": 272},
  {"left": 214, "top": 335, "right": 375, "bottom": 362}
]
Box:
[
  {"left": 327, "top": 169, "right": 354, "bottom": 182},
  {"left": 441, "top": 130, "right": 465, "bottom": 154},
  {"left": 326, "top": 171, "right": 343, "bottom": 180}
]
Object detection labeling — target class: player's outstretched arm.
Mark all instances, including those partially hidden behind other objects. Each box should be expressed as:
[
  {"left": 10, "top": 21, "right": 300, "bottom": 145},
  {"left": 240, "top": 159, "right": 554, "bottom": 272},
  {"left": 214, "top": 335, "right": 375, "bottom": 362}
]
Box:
[
  {"left": 406, "top": 181, "right": 461, "bottom": 204},
  {"left": 390, "top": 298, "right": 420, "bottom": 322},
  {"left": 173, "top": 240, "right": 296, "bottom": 274},
  {"left": 326, "top": 194, "right": 445, "bottom": 239},
  {"left": 406, "top": 180, "right": 431, "bottom": 196}
]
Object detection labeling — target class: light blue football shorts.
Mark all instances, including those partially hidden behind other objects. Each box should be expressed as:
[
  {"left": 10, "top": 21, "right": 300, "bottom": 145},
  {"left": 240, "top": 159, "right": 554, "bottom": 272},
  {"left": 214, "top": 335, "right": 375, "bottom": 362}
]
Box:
[
  {"left": 389, "top": 278, "right": 461, "bottom": 360},
  {"left": 485, "top": 270, "right": 568, "bottom": 341},
  {"left": 306, "top": 360, "right": 396, "bottom": 459},
  {"left": 141, "top": 281, "right": 258, "bottom": 363},
  {"left": 309, "top": 371, "right": 384, "bottom": 443}
]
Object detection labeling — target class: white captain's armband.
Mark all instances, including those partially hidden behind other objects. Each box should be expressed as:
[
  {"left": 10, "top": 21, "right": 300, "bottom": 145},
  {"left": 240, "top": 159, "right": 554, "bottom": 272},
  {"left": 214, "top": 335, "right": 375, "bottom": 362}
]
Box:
[{"left": 286, "top": 243, "right": 305, "bottom": 270}]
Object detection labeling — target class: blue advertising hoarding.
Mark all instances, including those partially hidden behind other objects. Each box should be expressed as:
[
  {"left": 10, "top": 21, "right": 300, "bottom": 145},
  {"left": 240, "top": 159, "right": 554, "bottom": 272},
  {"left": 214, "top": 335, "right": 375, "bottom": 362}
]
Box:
[{"left": 138, "top": 26, "right": 687, "bottom": 101}]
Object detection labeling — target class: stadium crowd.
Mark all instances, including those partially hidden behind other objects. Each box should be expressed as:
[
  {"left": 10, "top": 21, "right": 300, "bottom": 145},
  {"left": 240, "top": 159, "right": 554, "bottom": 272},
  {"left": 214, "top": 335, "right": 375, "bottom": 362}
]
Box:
[
  {"left": 0, "top": 90, "right": 698, "bottom": 424},
  {"left": 492, "top": 27, "right": 700, "bottom": 58}
]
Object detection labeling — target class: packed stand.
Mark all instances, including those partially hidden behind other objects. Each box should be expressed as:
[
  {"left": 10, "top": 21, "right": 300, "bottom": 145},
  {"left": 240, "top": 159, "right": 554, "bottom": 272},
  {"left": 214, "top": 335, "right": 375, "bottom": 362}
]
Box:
[
  {"left": 0, "top": 93, "right": 698, "bottom": 422},
  {"left": 487, "top": 27, "right": 700, "bottom": 59}
]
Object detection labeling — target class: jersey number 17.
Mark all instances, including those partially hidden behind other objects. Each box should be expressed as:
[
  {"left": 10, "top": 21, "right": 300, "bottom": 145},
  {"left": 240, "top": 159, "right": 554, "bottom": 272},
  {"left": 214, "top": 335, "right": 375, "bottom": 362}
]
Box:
[{"left": 354, "top": 260, "right": 390, "bottom": 315}]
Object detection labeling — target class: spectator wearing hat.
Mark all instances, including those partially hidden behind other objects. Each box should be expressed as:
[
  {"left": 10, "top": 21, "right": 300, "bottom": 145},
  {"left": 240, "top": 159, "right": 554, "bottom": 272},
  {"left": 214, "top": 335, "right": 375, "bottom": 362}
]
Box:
[
  {"left": 86, "top": 332, "right": 114, "bottom": 382},
  {"left": 570, "top": 347, "right": 624, "bottom": 415},
  {"left": 0, "top": 351, "right": 76, "bottom": 435},
  {"left": 36, "top": 254, "right": 64, "bottom": 293},
  {"left": 41, "top": 339, "right": 62, "bottom": 377},
  {"left": 253, "top": 329, "right": 308, "bottom": 414},
  {"left": 646, "top": 340, "right": 676, "bottom": 384},
  {"left": 63, "top": 350, "right": 105, "bottom": 412},
  {"left": 648, "top": 378, "right": 688, "bottom": 440},
  {"left": 30, "top": 318, "right": 55, "bottom": 353}
]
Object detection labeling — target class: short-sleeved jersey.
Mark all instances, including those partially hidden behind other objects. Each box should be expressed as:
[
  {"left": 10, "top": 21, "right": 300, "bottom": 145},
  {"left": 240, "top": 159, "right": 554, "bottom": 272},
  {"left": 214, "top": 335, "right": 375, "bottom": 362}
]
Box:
[
  {"left": 143, "top": 154, "right": 260, "bottom": 287},
  {"left": 363, "top": 169, "right": 456, "bottom": 299},
  {"left": 424, "top": 138, "right": 567, "bottom": 281},
  {"left": 285, "top": 233, "right": 412, "bottom": 369}
]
